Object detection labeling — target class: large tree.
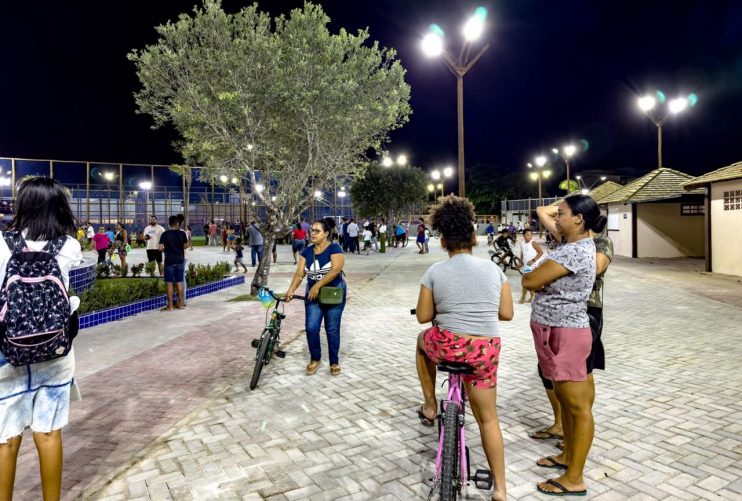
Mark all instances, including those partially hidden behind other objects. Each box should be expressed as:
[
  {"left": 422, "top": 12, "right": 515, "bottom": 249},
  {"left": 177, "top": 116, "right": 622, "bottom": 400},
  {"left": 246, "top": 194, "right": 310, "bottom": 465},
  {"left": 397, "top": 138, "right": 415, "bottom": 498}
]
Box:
[
  {"left": 129, "top": 0, "right": 411, "bottom": 292},
  {"left": 350, "top": 162, "right": 429, "bottom": 221}
]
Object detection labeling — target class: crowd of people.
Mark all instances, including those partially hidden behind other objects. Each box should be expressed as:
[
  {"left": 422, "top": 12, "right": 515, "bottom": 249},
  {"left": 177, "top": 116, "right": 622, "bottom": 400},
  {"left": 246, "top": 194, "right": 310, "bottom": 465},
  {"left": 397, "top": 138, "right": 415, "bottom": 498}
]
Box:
[{"left": 1, "top": 177, "right": 614, "bottom": 500}]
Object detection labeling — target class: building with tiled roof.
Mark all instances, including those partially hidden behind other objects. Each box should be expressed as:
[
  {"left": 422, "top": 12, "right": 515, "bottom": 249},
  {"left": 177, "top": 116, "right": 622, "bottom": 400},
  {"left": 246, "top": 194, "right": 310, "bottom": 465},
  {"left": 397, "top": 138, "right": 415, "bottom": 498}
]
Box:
[
  {"left": 548, "top": 181, "right": 623, "bottom": 206},
  {"left": 601, "top": 167, "right": 705, "bottom": 259},
  {"left": 682, "top": 160, "right": 742, "bottom": 276}
]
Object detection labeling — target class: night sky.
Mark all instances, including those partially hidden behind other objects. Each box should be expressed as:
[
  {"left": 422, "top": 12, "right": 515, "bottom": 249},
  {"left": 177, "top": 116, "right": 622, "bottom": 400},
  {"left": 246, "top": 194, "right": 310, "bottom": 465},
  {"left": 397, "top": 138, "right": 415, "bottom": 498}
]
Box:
[{"left": 1, "top": 0, "right": 741, "bottom": 186}]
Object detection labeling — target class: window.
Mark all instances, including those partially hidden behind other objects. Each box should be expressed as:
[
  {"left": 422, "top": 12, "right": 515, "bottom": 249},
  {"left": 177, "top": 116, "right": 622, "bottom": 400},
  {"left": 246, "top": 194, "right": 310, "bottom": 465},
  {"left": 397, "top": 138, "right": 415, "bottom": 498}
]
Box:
[
  {"left": 680, "top": 203, "right": 704, "bottom": 216},
  {"left": 723, "top": 190, "right": 742, "bottom": 211}
]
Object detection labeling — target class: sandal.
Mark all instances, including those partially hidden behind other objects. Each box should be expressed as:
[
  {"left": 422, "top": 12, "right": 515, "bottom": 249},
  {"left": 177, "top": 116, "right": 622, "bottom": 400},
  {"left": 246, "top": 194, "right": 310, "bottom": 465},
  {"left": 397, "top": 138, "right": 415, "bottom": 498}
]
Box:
[
  {"left": 529, "top": 429, "right": 564, "bottom": 440},
  {"left": 537, "top": 479, "right": 586, "bottom": 497},
  {"left": 536, "top": 456, "right": 568, "bottom": 469},
  {"left": 330, "top": 364, "right": 341, "bottom": 376},
  {"left": 306, "top": 360, "right": 320, "bottom": 375},
  {"left": 417, "top": 405, "right": 435, "bottom": 427}
]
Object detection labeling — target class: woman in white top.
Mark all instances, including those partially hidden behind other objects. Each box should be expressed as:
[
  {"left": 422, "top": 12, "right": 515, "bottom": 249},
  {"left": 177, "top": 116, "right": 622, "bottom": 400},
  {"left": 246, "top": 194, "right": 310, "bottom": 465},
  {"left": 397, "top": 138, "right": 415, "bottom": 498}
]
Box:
[{"left": 0, "top": 177, "right": 82, "bottom": 501}]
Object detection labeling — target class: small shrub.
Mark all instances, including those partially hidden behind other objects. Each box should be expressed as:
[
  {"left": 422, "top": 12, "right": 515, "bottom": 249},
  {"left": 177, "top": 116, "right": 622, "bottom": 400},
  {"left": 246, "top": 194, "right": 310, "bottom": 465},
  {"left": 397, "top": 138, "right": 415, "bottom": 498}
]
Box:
[
  {"left": 145, "top": 261, "right": 157, "bottom": 277},
  {"left": 120, "top": 264, "right": 128, "bottom": 278},
  {"left": 131, "top": 263, "right": 145, "bottom": 278},
  {"left": 96, "top": 263, "right": 110, "bottom": 278},
  {"left": 111, "top": 264, "right": 122, "bottom": 277}
]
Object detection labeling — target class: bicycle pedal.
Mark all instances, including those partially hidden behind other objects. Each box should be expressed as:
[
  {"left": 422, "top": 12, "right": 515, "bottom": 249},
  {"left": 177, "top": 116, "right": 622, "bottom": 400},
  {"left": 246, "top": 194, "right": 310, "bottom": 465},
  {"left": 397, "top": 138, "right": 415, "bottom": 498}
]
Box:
[
  {"left": 250, "top": 339, "right": 259, "bottom": 348},
  {"left": 275, "top": 350, "right": 286, "bottom": 358},
  {"left": 470, "top": 468, "right": 493, "bottom": 490}
]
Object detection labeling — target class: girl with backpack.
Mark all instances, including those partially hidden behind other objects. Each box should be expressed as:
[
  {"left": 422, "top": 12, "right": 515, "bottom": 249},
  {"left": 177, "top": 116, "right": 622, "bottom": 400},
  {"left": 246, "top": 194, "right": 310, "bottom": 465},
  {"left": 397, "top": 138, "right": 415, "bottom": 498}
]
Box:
[{"left": 0, "top": 177, "right": 83, "bottom": 501}]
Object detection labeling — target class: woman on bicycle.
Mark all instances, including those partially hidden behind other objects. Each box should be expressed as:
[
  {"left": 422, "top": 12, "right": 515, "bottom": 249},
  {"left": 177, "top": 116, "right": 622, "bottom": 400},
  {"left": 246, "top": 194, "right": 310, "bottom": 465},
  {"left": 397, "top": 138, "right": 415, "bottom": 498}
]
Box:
[
  {"left": 522, "top": 194, "right": 606, "bottom": 497},
  {"left": 415, "top": 195, "right": 513, "bottom": 501},
  {"left": 0, "top": 177, "right": 83, "bottom": 501},
  {"left": 285, "top": 217, "right": 346, "bottom": 376}
]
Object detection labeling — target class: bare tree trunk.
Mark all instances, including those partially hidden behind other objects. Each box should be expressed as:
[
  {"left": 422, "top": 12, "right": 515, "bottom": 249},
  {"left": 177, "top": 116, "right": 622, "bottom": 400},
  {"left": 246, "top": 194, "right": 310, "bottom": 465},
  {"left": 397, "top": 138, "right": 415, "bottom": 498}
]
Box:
[{"left": 250, "top": 232, "right": 274, "bottom": 295}]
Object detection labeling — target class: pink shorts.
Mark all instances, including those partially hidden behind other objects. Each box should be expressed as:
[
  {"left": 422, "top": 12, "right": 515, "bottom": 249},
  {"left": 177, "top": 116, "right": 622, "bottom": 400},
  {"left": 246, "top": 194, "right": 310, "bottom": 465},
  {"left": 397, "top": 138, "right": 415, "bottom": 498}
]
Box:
[
  {"left": 530, "top": 321, "right": 592, "bottom": 382},
  {"left": 423, "top": 325, "right": 501, "bottom": 389}
]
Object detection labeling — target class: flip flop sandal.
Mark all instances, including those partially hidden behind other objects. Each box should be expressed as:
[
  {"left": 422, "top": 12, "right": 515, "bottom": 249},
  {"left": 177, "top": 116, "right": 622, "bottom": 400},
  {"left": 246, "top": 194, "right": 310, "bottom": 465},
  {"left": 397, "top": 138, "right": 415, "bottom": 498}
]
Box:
[
  {"left": 537, "top": 479, "right": 587, "bottom": 496},
  {"left": 529, "top": 429, "right": 564, "bottom": 440},
  {"left": 417, "top": 406, "right": 435, "bottom": 427},
  {"left": 536, "top": 456, "right": 568, "bottom": 469}
]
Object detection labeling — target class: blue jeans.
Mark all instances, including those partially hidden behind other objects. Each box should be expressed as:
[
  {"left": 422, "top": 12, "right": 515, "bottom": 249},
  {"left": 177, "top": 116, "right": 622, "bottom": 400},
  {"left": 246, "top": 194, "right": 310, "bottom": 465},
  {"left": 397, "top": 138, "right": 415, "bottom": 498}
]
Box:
[
  {"left": 305, "top": 282, "right": 346, "bottom": 365},
  {"left": 251, "top": 244, "right": 263, "bottom": 266}
]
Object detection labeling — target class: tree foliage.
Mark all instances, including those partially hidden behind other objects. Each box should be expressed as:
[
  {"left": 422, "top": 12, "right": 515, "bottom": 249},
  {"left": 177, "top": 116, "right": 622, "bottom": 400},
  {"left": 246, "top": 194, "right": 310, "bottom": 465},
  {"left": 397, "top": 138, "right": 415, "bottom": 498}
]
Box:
[
  {"left": 129, "top": 0, "right": 411, "bottom": 291},
  {"left": 466, "top": 163, "right": 541, "bottom": 215},
  {"left": 350, "top": 163, "right": 429, "bottom": 219}
]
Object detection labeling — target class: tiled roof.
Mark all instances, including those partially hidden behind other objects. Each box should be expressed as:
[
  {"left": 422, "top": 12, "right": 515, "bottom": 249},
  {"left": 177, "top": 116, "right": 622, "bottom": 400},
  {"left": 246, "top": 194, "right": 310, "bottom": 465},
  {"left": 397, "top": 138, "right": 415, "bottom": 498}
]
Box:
[
  {"left": 599, "top": 167, "right": 704, "bottom": 204},
  {"left": 548, "top": 181, "right": 623, "bottom": 206},
  {"left": 682, "top": 161, "right": 742, "bottom": 190}
]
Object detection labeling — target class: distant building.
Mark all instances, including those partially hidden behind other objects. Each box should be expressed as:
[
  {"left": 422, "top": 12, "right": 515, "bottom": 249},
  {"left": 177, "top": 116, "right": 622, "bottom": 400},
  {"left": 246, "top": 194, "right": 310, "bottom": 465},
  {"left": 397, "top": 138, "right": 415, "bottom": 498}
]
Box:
[
  {"left": 597, "top": 168, "right": 705, "bottom": 258},
  {"left": 683, "top": 161, "right": 742, "bottom": 276}
]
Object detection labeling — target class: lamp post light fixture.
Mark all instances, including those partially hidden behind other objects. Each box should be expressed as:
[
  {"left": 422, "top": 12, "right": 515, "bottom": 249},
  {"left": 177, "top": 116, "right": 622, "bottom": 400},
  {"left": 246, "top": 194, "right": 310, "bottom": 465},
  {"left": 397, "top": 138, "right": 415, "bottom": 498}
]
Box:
[
  {"left": 139, "top": 181, "right": 153, "bottom": 217},
  {"left": 421, "top": 6, "right": 490, "bottom": 197},
  {"left": 637, "top": 91, "right": 697, "bottom": 167},
  {"left": 102, "top": 171, "right": 116, "bottom": 224},
  {"left": 528, "top": 159, "right": 551, "bottom": 236},
  {"left": 551, "top": 144, "right": 578, "bottom": 193},
  {"left": 381, "top": 152, "right": 409, "bottom": 168}
]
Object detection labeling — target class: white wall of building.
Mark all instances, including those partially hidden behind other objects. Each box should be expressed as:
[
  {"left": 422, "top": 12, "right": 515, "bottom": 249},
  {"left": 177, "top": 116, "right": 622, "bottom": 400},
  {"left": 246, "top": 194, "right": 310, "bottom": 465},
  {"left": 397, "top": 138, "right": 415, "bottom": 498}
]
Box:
[
  {"left": 606, "top": 203, "right": 633, "bottom": 257},
  {"left": 711, "top": 179, "right": 742, "bottom": 276},
  {"left": 636, "top": 203, "right": 704, "bottom": 258}
]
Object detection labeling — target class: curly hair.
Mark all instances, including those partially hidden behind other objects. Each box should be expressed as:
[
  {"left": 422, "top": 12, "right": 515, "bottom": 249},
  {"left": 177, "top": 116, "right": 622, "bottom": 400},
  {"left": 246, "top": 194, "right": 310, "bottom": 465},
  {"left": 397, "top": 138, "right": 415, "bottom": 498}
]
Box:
[{"left": 429, "top": 195, "right": 476, "bottom": 252}]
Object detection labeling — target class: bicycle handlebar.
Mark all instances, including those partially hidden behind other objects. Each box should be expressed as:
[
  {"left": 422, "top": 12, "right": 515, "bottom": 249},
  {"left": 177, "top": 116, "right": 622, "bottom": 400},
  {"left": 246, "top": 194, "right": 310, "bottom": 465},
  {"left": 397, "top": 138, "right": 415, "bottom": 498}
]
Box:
[{"left": 260, "top": 286, "right": 305, "bottom": 302}]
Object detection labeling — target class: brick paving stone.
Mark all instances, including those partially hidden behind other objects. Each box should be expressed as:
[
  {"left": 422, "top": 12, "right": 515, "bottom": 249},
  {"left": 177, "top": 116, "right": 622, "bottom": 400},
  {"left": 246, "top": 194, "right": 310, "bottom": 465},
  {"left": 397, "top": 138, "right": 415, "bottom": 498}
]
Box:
[{"left": 10, "top": 242, "right": 742, "bottom": 500}]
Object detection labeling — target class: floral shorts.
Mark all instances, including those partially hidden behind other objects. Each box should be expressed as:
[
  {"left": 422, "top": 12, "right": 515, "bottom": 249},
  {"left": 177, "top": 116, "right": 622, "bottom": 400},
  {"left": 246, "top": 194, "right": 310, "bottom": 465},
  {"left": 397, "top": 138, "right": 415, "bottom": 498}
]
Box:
[{"left": 423, "top": 325, "right": 501, "bottom": 389}]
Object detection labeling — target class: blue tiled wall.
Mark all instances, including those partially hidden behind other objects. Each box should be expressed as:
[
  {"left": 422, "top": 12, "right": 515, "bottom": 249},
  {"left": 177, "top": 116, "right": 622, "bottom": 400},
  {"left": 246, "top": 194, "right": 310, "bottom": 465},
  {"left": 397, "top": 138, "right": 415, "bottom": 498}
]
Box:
[
  {"left": 70, "top": 260, "right": 97, "bottom": 293},
  {"left": 78, "top": 275, "right": 245, "bottom": 329}
]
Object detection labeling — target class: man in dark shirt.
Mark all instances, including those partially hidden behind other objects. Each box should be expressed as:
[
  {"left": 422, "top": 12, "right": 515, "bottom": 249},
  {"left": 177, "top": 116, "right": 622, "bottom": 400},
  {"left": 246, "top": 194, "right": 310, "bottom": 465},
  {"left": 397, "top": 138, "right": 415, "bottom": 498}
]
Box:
[{"left": 159, "top": 215, "right": 189, "bottom": 311}]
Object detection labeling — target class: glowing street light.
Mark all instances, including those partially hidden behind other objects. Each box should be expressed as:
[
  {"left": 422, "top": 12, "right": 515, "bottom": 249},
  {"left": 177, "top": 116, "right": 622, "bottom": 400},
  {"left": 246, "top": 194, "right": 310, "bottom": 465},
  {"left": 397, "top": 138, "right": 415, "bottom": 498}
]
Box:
[
  {"left": 255, "top": 183, "right": 265, "bottom": 193},
  {"left": 397, "top": 154, "right": 408, "bottom": 166},
  {"left": 314, "top": 190, "right": 322, "bottom": 199},
  {"left": 421, "top": 6, "right": 490, "bottom": 197},
  {"left": 528, "top": 158, "right": 551, "bottom": 236},
  {"left": 431, "top": 170, "right": 441, "bottom": 181},
  {"left": 551, "top": 144, "right": 579, "bottom": 192},
  {"left": 443, "top": 166, "right": 454, "bottom": 178},
  {"left": 382, "top": 156, "right": 394, "bottom": 167},
  {"left": 103, "top": 171, "right": 115, "bottom": 182},
  {"left": 219, "top": 175, "right": 228, "bottom": 184},
  {"left": 637, "top": 90, "right": 697, "bottom": 167},
  {"left": 139, "top": 181, "right": 153, "bottom": 216},
  {"left": 139, "top": 181, "right": 152, "bottom": 190}
]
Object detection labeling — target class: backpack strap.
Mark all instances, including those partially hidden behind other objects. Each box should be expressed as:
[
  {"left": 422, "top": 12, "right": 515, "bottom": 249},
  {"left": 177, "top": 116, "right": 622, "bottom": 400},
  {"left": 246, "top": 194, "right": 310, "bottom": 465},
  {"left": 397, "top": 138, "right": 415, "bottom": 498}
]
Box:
[
  {"left": 41, "top": 236, "right": 67, "bottom": 256},
  {"left": 3, "top": 231, "right": 26, "bottom": 254}
]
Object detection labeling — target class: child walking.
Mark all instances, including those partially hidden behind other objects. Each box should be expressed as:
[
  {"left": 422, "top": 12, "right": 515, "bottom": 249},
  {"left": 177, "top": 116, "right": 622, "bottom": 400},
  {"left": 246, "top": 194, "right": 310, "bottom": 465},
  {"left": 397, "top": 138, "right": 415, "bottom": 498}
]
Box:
[
  {"left": 362, "top": 227, "right": 372, "bottom": 255},
  {"left": 233, "top": 238, "right": 248, "bottom": 273}
]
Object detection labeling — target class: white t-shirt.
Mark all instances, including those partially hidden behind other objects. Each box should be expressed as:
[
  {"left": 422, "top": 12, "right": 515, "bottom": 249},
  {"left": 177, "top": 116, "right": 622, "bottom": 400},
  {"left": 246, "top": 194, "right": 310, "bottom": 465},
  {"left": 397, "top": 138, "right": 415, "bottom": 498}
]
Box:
[
  {"left": 86, "top": 225, "right": 94, "bottom": 239},
  {"left": 363, "top": 229, "right": 372, "bottom": 242},
  {"left": 347, "top": 223, "right": 360, "bottom": 237},
  {"left": 143, "top": 224, "right": 165, "bottom": 250},
  {"left": 379, "top": 224, "right": 387, "bottom": 234}
]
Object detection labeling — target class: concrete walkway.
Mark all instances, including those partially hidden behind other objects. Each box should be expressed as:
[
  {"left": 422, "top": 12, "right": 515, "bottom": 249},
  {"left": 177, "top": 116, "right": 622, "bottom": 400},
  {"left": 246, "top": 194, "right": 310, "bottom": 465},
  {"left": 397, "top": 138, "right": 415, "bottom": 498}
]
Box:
[{"left": 12, "top": 240, "right": 742, "bottom": 500}]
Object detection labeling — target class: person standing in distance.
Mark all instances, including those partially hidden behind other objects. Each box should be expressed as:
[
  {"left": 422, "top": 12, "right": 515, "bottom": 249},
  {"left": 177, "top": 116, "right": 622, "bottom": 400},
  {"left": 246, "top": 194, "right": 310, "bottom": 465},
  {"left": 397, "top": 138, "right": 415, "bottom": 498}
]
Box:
[
  {"left": 246, "top": 219, "right": 264, "bottom": 267},
  {"left": 143, "top": 215, "right": 165, "bottom": 276},
  {"left": 159, "top": 215, "right": 189, "bottom": 311},
  {"left": 0, "top": 177, "right": 83, "bottom": 501}
]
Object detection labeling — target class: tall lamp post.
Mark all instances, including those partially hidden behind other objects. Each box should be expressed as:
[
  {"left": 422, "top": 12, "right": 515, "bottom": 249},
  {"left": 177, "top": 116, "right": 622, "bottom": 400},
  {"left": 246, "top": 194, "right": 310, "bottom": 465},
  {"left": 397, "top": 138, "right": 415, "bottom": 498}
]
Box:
[
  {"left": 139, "top": 181, "right": 153, "bottom": 219},
  {"left": 551, "top": 144, "right": 577, "bottom": 193},
  {"left": 421, "top": 7, "right": 489, "bottom": 198},
  {"left": 430, "top": 166, "right": 454, "bottom": 199},
  {"left": 528, "top": 156, "right": 551, "bottom": 237},
  {"left": 103, "top": 171, "right": 115, "bottom": 224},
  {"left": 637, "top": 91, "right": 697, "bottom": 168}
]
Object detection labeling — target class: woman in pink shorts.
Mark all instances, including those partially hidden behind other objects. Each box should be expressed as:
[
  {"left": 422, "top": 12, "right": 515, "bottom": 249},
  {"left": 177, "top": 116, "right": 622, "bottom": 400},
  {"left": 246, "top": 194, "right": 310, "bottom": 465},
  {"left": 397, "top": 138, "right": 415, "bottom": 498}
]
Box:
[
  {"left": 414, "top": 195, "right": 513, "bottom": 501},
  {"left": 522, "top": 194, "right": 606, "bottom": 497}
]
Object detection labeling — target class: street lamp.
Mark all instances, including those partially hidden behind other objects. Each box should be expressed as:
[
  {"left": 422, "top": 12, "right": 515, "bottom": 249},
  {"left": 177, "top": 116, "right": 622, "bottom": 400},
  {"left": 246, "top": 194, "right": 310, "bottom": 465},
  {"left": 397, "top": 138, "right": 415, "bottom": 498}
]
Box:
[
  {"left": 637, "top": 91, "right": 697, "bottom": 167},
  {"left": 381, "top": 152, "right": 409, "bottom": 168},
  {"left": 528, "top": 159, "right": 551, "bottom": 236},
  {"left": 139, "top": 181, "right": 153, "bottom": 217},
  {"left": 551, "top": 144, "right": 578, "bottom": 193},
  {"left": 421, "top": 6, "right": 490, "bottom": 197},
  {"left": 102, "top": 171, "right": 115, "bottom": 224}
]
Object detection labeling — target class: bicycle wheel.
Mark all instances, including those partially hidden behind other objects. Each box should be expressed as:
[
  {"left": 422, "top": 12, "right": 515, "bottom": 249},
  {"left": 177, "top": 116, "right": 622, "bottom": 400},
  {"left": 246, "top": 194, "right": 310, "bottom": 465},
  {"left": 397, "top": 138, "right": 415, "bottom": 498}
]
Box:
[
  {"left": 439, "top": 401, "right": 460, "bottom": 501},
  {"left": 250, "top": 329, "right": 272, "bottom": 390}
]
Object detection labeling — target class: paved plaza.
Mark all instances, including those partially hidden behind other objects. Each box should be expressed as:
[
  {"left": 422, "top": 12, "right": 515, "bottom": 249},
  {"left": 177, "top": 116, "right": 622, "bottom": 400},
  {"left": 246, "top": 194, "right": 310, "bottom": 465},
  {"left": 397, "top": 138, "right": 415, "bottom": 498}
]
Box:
[{"left": 11, "top": 240, "right": 742, "bottom": 500}]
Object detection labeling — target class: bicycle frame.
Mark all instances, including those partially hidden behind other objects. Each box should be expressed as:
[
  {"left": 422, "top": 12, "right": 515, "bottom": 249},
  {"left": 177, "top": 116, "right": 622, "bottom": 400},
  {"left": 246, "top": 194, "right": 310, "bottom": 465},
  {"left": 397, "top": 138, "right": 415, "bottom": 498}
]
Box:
[{"left": 435, "top": 373, "right": 468, "bottom": 486}]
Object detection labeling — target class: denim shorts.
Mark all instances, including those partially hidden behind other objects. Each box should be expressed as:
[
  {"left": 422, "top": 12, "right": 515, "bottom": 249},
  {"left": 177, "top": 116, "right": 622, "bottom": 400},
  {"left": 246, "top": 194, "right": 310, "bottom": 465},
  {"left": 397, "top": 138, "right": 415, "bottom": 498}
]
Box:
[
  {"left": 164, "top": 263, "right": 185, "bottom": 283},
  {"left": 0, "top": 349, "right": 75, "bottom": 443}
]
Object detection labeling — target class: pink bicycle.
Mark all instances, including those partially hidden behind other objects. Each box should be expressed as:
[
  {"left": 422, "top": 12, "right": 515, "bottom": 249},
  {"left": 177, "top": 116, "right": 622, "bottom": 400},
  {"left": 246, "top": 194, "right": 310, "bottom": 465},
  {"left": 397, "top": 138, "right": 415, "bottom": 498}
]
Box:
[{"left": 412, "top": 311, "right": 493, "bottom": 501}]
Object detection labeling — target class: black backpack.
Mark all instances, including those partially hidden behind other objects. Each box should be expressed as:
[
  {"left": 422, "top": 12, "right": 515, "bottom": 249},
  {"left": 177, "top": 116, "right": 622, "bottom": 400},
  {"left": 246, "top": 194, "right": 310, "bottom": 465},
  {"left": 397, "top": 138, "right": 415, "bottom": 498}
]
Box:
[{"left": 0, "top": 232, "right": 77, "bottom": 366}]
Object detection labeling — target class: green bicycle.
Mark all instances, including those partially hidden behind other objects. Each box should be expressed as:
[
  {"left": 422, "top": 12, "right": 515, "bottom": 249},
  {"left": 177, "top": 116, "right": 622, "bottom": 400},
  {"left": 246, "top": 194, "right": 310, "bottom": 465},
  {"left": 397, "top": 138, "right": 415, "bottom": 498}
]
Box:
[{"left": 250, "top": 287, "right": 305, "bottom": 390}]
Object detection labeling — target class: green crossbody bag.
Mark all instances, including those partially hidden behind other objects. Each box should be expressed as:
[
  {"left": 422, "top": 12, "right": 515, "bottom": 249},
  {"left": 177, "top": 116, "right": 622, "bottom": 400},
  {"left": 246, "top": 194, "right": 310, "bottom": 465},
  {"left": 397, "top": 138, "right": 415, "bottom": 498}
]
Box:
[{"left": 312, "top": 246, "right": 344, "bottom": 305}]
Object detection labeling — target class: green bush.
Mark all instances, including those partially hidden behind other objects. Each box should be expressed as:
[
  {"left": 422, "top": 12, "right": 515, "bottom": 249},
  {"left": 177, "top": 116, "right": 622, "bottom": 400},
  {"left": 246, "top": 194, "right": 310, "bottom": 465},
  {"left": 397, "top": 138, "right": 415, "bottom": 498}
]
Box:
[
  {"left": 79, "top": 261, "right": 233, "bottom": 314},
  {"left": 145, "top": 261, "right": 156, "bottom": 277},
  {"left": 120, "top": 264, "right": 129, "bottom": 278},
  {"left": 96, "top": 263, "right": 110, "bottom": 278},
  {"left": 131, "top": 263, "right": 145, "bottom": 277}
]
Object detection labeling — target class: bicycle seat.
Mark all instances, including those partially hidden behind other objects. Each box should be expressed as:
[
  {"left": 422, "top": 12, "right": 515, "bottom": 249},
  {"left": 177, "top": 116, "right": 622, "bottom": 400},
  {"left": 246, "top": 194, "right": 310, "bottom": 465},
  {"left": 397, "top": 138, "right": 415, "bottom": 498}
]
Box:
[{"left": 437, "top": 361, "right": 475, "bottom": 374}]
